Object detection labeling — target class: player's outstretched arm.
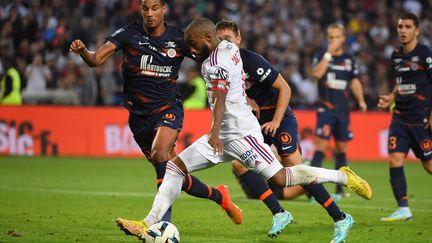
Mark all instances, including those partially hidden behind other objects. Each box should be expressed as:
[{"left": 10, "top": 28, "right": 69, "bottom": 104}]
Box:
[
  {"left": 69, "top": 40, "right": 116, "bottom": 67},
  {"left": 262, "top": 74, "right": 290, "bottom": 137},
  {"left": 351, "top": 78, "right": 367, "bottom": 112}
]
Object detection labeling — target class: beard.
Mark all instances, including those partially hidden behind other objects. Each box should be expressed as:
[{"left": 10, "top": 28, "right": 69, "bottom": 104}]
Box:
[{"left": 196, "top": 44, "right": 211, "bottom": 63}]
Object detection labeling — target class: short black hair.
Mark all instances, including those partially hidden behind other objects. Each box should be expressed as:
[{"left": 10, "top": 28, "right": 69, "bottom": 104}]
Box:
[
  {"left": 399, "top": 12, "right": 419, "bottom": 27},
  {"left": 185, "top": 17, "right": 215, "bottom": 35},
  {"left": 215, "top": 20, "right": 240, "bottom": 37}
]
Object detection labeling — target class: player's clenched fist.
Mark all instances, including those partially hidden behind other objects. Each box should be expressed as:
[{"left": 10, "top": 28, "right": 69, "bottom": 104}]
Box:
[{"left": 69, "top": 39, "right": 86, "bottom": 54}]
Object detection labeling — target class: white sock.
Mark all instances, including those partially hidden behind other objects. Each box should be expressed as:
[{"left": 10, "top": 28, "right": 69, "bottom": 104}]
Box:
[
  {"left": 286, "top": 164, "right": 347, "bottom": 186},
  {"left": 144, "top": 161, "right": 185, "bottom": 226}
]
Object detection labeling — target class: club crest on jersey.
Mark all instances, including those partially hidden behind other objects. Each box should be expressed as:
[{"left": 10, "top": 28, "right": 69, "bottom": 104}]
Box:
[
  {"left": 410, "top": 63, "right": 418, "bottom": 71},
  {"left": 167, "top": 48, "right": 177, "bottom": 58},
  {"left": 278, "top": 132, "right": 292, "bottom": 144},
  {"left": 420, "top": 139, "right": 432, "bottom": 152},
  {"left": 163, "top": 113, "right": 176, "bottom": 121},
  {"left": 210, "top": 67, "right": 229, "bottom": 80}
]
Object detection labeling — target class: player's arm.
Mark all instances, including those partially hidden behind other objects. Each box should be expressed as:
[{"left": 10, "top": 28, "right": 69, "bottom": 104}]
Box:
[
  {"left": 209, "top": 89, "right": 226, "bottom": 155},
  {"left": 378, "top": 86, "right": 397, "bottom": 110},
  {"left": 246, "top": 96, "right": 260, "bottom": 119},
  {"left": 262, "top": 74, "right": 290, "bottom": 136},
  {"left": 350, "top": 78, "right": 367, "bottom": 112},
  {"left": 311, "top": 54, "right": 331, "bottom": 80},
  {"left": 312, "top": 40, "right": 343, "bottom": 80},
  {"left": 69, "top": 40, "right": 116, "bottom": 67}
]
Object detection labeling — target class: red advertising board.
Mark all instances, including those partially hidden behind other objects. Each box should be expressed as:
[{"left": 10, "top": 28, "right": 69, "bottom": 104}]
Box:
[{"left": 0, "top": 106, "right": 413, "bottom": 161}]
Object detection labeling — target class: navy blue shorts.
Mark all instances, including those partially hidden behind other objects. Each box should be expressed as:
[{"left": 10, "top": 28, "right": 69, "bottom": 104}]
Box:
[
  {"left": 388, "top": 120, "right": 432, "bottom": 161},
  {"left": 315, "top": 111, "right": 352, "bottom": 141},
  {"left": 129, "top": 101, "right": 184, "bottom": 157},
  {"left": 263, "top": 112, "right": 300, "bottom": 156}
]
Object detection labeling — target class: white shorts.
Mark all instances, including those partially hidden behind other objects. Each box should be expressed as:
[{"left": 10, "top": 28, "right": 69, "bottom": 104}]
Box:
[{"left": 178, "top": 133, "right": 283, "bottom": 180}]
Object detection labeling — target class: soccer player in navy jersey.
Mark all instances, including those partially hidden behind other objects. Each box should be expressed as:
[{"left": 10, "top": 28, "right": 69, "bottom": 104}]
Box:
[
  {"left": 310, "top": 23, "right": 367, "bottom": 201},
  {"left": 137, "top": 18, "right": 371, "bottom": 241},
  {"left": 215, "top": 20, "right": 356, "bottom": 242},
  {"left": 69, "top": 0, "right": 242, "bottom": 237},
  {"left": 378, "top": 12, "right": 432, "bottom": 222}
]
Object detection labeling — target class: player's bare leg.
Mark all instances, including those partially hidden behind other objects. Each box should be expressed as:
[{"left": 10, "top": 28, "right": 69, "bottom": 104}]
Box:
[
  {"left": 421, "top": 159, "right": 432, "bottom": 174},
  {"left": 381, "top": 152, "right": 413, "bottom": 221},
  {"left": 282, "top": 149, "right": 355, "bottom": 243},
  {"left": 268, "top": 163, "right": 372, "bottom": 200}
]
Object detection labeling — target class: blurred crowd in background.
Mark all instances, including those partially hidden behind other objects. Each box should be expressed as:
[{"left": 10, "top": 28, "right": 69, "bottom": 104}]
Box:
[{"left": 0, "top": 0, "right": 431, "bottom": 109}]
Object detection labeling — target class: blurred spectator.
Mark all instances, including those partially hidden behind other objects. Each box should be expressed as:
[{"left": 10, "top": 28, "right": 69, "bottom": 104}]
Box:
[
  {"left": 0, "top": 55, "right": 22, "bottom": 105},
  {"left": 0, "top": 0, "right": 430, "bottom": 110},
  {"left": 182, "top": 65, "right": 207, "bottom": 109},
  {"left": 23, "top": 53, "right": 51, "bottom": 93}
]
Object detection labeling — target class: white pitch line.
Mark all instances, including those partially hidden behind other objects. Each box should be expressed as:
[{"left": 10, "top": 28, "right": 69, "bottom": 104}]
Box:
[{"left": 1, "top": 186, "right": 431, "bottom": 213}]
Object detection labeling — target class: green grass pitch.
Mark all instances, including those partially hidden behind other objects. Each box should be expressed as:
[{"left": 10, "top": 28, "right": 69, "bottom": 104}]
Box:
[{"left": 0, "top": 157, "right": 431, "bottom": 242}]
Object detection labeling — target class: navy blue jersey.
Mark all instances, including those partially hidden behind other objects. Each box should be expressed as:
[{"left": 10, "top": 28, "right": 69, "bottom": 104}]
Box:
[
  {"left": 106, "top": 22, "right": 193, "bottom": 115},
  {"left": 312, "top": 49, "right": 359, "bottom": 115},
  {"left": 390, "top": 43, "right": 432, "bottom": 125},
  {"left": 240, "top": 48, "right": 294, "bottom": 122}
]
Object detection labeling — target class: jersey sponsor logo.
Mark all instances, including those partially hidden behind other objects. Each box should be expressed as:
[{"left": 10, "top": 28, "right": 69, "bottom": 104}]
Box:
[
  {"left": 240, "top": 148, "right": 259, "bottom": 165},
  {"left": 278, "top": 132, "right": 292, "bottom": 144},
  {"left": 396, "top": 66, "right": 410, "bottom": 72},
  {"left": 138, "top": 40, "right": 150, "bottom": 45},
  {"left": 396, "top": 83, "right": 416, "bottom": 95},
  {"left": 140, "top": 55, "right": 173, "bottom": 77},
  {"left": 326, "top": 72, "right": 348, "bottom": 90},
  {"left": 411, "top": 56, "right": 419, "bottom": 62},
  {"left": 256, "top": 68, "right": 272, "bottom": 82}
]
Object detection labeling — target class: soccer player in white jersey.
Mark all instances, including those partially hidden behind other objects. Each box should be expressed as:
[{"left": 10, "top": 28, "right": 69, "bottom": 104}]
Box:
[{"left": 136, "top": 18, "right": 372, "bottom": 240}]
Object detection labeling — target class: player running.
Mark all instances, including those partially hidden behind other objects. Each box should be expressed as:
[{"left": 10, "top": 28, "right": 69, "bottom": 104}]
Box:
[
  {"left": 378, "top": 12, "right": 432, "bottom": 222},
  {"left": 215, "top": 20, "right": 358, "bottom": 242},
  {"left": 310, "top": 23, "right": 367, "bottom": 201},
  {"left": 69, "top": 0, "right": 242, "bottom": 237},
  {"left": 135, "top": 18, "right": 372, "bottom": 241}
]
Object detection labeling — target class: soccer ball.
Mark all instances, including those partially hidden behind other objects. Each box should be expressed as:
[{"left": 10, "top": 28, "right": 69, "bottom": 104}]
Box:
[{"left": 143, "top": 221, "right": 180, "bottom": 243}]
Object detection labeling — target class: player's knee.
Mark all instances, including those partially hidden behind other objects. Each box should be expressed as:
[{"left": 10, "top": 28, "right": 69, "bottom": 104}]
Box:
[
  {"left": 422, "top": 160, "right": 432, "bottom": 174},
  {"left": 388, "top": 156, "right": 404, "bottom": 167},
  {"left": 150, "top": 147, "right": 170, "bottom": 163},
  {"left": 268, "top": 169, "right": 286, "bottom": 187},
  {"left": 232, "top": 160, "right": 248, "bottom": 176}
]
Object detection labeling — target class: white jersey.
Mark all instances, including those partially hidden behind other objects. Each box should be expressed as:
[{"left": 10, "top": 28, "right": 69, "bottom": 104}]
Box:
[{"left": 201, "top": 40, "right": 261, "bottom": 140}]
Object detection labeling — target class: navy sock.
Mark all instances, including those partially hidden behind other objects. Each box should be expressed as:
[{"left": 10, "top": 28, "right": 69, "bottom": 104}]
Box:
[
  {"left": 311, "top": 151, "right": 325, "bottom": 168},
  {"left": 304, "top": 184, "right": 345, "bottom": 222},
  {"left": 182, "top": 174, "right": 222, "bottom": 204},
  {"left": 234, "top": 169, "right": 256, "bottom": 199},
  {"left": 154, "top": 161, "right": 172, "bottom": 222},
  {"left": 240, "top": 170, "right": 283, "bottom": 215},
  {"left": 334, "top": 153, "right": 347, "bottom": 194},
  {"left": 390, "top": 167, "right": 408, "bottom": 207}
]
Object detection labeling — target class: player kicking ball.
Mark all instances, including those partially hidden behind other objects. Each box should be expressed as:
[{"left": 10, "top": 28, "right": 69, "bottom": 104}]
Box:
[{"left": 120, "top": 18, "right": 373, "bottom": 241}]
